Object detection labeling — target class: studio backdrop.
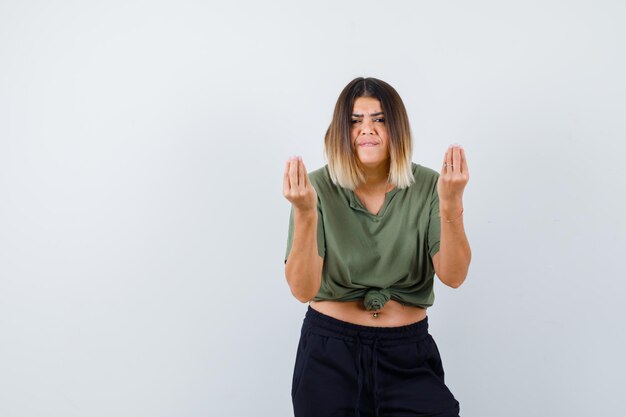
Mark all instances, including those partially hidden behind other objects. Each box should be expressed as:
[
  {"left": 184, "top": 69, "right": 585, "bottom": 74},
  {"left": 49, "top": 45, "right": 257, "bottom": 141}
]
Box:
[{"left": 0, "top": 1, "right": 624, "bottom": 416}]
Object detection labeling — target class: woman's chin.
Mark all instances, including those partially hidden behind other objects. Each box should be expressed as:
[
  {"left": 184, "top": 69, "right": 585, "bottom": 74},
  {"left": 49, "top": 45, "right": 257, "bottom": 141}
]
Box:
[{"left": 357, "top": 157, "right": 390, "bottom": 169}]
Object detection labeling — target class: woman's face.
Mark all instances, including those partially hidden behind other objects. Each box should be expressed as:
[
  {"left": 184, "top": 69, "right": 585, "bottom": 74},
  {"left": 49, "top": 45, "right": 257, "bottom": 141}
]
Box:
[{"left": 350, "top": 96, "right": 389, "bottom": 168}]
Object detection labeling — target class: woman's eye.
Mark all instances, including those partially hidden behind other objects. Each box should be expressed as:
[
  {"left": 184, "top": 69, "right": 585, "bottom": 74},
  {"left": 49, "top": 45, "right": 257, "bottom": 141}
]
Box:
[
  {"left": 375, "top": 118, "right": 385, "bottom": 123},
  {"left": 351, "top": 119, "right": 360, "bottom": 124}
]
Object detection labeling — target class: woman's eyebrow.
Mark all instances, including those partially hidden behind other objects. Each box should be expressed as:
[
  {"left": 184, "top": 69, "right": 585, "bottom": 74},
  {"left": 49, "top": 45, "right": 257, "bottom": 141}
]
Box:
[{"left": 351, "top": 112, "right": 385, "bottom": 117}]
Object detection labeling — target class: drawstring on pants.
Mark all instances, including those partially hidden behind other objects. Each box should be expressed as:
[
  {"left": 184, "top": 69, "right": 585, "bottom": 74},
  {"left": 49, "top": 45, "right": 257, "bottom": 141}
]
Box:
[
  {"left": 372, "top": 337, "right": 380, "bottom": 417},
  {"left": 354, "top": 333, "right": 381, "bottom": 417},
  {"left": 354, "top": 334, "right": 363, "bottom": 417}
]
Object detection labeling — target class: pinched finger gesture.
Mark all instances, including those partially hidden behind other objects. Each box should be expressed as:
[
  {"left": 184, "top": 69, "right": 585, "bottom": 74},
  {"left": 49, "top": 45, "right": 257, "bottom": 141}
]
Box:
[
  {"left": 437, "top": 144, "right": 470, "bottom": 205},
  {"left": 282, "top": 156, "right": 317, "bottom": 212}
]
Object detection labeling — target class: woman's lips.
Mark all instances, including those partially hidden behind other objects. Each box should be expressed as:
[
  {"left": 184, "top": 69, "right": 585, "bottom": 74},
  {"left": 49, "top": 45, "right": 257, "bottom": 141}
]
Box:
[{"left": 358, "top": 142, "right": 379, "bottom": 147}]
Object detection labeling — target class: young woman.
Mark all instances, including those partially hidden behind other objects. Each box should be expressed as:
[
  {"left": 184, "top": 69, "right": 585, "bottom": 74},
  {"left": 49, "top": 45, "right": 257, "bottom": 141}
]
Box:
[{"left": 283, "top": 77, "right": 470, "bottom": 417}]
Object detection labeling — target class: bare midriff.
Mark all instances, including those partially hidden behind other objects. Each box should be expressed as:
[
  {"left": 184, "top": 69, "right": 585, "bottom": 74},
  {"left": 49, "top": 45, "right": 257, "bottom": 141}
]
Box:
[{"left": 309, "top": 299, "right": 427, "bottom": 327}]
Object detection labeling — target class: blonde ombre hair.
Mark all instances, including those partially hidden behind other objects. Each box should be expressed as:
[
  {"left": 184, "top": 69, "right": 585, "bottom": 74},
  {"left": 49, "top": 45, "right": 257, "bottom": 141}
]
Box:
[{"left": 324, "top": 77, "right": 414, "bottom": 190}]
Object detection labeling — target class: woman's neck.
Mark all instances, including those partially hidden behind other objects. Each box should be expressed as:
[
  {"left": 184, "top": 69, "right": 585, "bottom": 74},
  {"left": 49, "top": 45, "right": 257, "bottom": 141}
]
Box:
[{"left": 357, "top": 161, "right": 392, "bottom": 192}]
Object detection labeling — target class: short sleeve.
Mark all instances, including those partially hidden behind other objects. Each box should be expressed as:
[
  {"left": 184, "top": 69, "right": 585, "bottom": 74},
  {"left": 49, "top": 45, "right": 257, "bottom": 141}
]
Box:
[
  {"left": 427, "top": 181, "right": 441, "bottom": 258},
  {"left": 284, "top": 202, "right": 326, "bottom": 264}
]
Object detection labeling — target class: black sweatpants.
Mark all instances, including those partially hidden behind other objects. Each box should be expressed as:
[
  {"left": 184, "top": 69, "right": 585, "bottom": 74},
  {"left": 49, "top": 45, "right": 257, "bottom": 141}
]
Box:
[{"left": 291, "top": 306, "right": 460, "bottom": 417}]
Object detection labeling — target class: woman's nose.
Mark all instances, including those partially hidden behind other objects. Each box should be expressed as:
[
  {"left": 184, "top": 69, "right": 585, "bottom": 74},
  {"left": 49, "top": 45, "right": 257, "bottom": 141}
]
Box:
[{"left": 361, "top": 121, "right": 374, "bottom": 134}]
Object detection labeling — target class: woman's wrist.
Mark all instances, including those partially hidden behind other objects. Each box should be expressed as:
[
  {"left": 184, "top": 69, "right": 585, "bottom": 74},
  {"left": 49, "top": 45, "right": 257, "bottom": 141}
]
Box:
[
  {"left": 294, "top": 206, "right": 318, "bottom": 220},
  {"left": 439, "top": 198, "right": 464, "bottom": 222},
  {"left": 440, "top": 208, "right": 464, "bottom": 223}
]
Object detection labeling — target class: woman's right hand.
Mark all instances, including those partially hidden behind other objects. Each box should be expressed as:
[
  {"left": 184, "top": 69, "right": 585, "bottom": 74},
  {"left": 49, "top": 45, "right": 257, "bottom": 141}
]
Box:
[{"left": 283, "top": 156, "right": 317, "bottom": 212}]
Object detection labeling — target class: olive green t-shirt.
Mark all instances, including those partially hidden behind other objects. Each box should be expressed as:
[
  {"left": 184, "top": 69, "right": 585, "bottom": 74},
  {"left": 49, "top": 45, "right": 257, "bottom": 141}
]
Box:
[{"left": 285, "top": 163, "right": 441, "bottom": 309}]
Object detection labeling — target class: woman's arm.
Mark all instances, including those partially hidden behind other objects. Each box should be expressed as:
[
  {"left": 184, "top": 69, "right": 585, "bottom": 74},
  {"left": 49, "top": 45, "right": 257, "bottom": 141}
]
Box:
[
  {"left": 432, "top": 145, "right": 472, "bottom": 288},
  {"left": 283, "top": 156, "right": 323, "bottom": 302}
]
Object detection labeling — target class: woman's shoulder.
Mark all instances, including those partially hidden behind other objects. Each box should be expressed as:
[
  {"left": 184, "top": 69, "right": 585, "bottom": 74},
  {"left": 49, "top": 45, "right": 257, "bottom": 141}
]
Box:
[
  {"left": 411, "top": 162, "right": 440, "bottom": 187},
  {"left": 308, "top": 165, "right": 346, "bottom": 204},
  {"left": 308, "top": 164, "right": 333, "bottom": 188}
]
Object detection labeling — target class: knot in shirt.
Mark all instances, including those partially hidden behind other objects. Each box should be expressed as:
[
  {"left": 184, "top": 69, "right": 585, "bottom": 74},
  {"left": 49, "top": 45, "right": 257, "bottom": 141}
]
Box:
[{"left": 364, "top": 289, "right": 391, "bottom": 311}]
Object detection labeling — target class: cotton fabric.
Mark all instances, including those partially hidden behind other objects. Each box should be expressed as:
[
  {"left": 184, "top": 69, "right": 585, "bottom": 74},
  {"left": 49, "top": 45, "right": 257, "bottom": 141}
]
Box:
[
  {"left": 285, "top": 163, "right": 441, "bottom": 309},
  {"left": 292, "top": 306, "right": 460, "bottom": 417}
]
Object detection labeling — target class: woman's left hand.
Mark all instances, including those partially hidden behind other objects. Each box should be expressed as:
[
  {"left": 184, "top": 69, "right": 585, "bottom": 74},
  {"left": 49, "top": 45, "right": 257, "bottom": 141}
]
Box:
[
  {"left": 433, "top": 144, "right": 472, "bottom": 288},
  {"left": 437, "top": 144, "right": 470, "bottom": 209}
]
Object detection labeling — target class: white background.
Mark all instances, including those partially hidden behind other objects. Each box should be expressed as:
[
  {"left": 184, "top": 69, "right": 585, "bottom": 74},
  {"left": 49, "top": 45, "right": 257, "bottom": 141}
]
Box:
[{"left": 1, "top": 1, "right": 625, "bottom": 416}]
